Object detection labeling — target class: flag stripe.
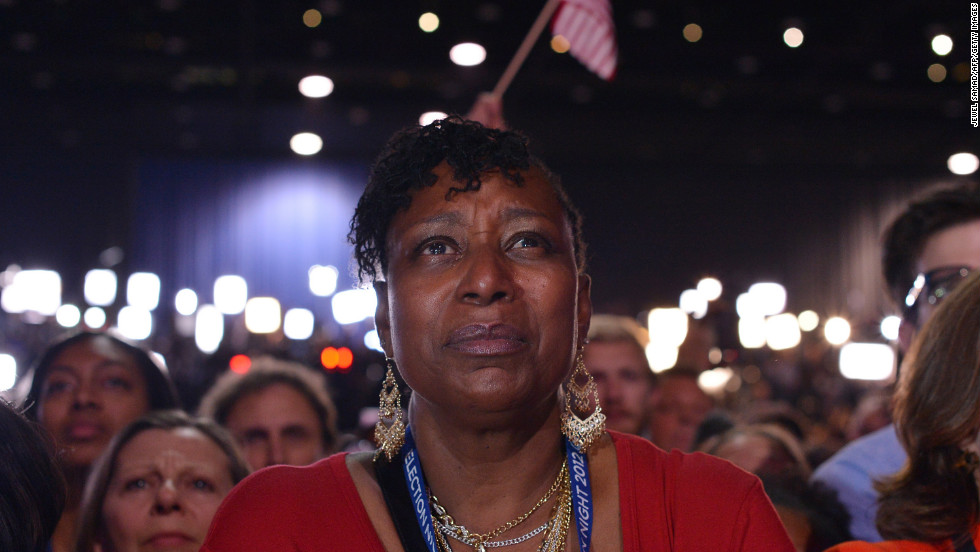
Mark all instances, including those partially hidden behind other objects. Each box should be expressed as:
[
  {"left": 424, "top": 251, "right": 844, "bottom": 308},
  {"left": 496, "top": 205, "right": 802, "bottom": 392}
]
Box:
[{"left": 551, "top": 0, "right": 618, "bottom": 81}]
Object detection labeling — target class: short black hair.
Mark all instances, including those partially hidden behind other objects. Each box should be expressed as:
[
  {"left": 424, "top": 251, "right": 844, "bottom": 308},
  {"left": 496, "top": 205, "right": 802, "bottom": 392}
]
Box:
[
  {"left": 23, "top": 331, "right": 181, "bottom": 420},
  {"left": 348, "top": 115, "right": 586, "bottom": 283},
  {"left": 882, "top": 181, "right": 980, "bottom": 321}
]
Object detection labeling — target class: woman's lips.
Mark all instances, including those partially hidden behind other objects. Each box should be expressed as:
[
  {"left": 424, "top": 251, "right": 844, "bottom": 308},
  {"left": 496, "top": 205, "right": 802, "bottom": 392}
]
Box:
[
  {"left": 144, "top": 532, "right": 195, "bottom": 549},
  {"left": 65, "top": 421, "right": 105, "bottom": 441},
  {"left": 446, "top": 324, "right": 527, "bottom": 355}
]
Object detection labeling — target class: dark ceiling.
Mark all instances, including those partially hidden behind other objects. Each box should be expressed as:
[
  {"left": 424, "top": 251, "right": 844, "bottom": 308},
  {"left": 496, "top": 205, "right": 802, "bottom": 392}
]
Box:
[{"left": 0, "top": 0, "right": 975, "bottom": 316}]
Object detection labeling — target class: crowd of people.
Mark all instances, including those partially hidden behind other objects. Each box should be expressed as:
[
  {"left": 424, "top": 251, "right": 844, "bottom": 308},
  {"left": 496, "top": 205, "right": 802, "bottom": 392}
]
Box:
[{"left": 1, "top": 114, "right": 978, "bottom": 551}]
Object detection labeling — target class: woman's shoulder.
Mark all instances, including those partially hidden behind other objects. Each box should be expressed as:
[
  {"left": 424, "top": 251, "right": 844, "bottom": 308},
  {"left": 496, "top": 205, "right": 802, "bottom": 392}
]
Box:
[
  {"left": 237, "top": 452, "right": 350, "bottom": 499},
  {"left": 610, "top": 431, "right": 758, "bottom": 488},
  {"left": 610, "top": 431, "right": 795, "bottom": 550},
  {"left": 202, "top": 452, "right": 383, "bottom": 551},
  {"left": 825, "top": 540, "right": 949, "bottom": 552}
]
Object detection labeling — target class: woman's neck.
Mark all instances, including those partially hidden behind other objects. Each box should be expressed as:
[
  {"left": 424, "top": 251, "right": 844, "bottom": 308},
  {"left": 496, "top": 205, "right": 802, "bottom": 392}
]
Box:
[
  {"left": 51, "top": 472, "right": 84, "bottom": 552},
  {"left": 407, "top": 395, "right": 566, "bottom": 536}
]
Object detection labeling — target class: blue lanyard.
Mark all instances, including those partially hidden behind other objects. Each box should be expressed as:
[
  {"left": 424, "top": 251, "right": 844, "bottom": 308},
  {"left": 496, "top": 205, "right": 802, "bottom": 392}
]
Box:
[
  {"left": 565, "top": 438, "right": 594, "bottom": 552},
  {"left": 402, "top": 425, "right": 594, "bottom": 552},
  {"left": 402, "top": 426, "right": 440, "bottom": 552}
]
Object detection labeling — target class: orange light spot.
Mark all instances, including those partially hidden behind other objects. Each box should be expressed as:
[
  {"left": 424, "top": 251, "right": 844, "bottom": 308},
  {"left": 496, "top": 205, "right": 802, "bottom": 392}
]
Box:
[
  {"left": 321, "top": 347, "right": 339, "bottom": 370},
  {"left": 337, "top": 347, "right": 353, "bottom": 370},
  {"left": 229, "top": 354, "right": 251, "bottom": 374}
]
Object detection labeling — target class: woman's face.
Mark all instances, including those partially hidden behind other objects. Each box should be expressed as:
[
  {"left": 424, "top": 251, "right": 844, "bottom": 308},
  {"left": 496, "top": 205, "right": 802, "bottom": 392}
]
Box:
[
  {"left": 376, "top": 163, "right": 591, "bottom": 415},
  {"left": 37, "top": 336, "right": 151, "bottom": 469},
  {"left": 100, "top": 427, "right": 235, "bottom": 552}
]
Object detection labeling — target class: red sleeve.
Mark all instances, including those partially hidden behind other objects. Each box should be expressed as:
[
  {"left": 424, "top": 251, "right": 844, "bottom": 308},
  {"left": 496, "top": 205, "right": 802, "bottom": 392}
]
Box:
[
  {"left": 612, "top": 432, "right": 795, "bottom": 551},
  {"left": 201, "top": 453, "right": 385, "bottom": 552}
]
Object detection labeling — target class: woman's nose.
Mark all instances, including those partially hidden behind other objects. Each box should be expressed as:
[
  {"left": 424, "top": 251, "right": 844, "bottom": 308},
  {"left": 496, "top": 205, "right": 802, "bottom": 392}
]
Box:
[
  {"left": 457, "top": 247, "right": 516, "bottom": 305},
  {"left": 70, "top": 381, "right": 100, "bottom": 410},
  {"left": 153, "top": 480, "right": 181, "bottom": 514}
]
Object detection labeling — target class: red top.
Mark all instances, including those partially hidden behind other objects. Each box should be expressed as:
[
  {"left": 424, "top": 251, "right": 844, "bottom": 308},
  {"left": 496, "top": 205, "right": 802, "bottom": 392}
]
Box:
[
  {"left": 202, "top": 432, "right": 793, "bottom": 551},
  {"left": 826, "top": 528, "right": 980, "bottom": 552}
]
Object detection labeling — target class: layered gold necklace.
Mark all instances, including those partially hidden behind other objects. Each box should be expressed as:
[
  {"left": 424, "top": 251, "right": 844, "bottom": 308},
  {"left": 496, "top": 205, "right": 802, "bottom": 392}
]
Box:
[{"left": 429, "top": 459, "right": 571, "bottom": 552}]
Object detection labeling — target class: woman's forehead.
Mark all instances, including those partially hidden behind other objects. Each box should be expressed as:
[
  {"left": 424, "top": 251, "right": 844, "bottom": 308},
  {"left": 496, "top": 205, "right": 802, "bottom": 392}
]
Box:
[{"left": 401, "top": 163, "right": 566, "bottom": 222}]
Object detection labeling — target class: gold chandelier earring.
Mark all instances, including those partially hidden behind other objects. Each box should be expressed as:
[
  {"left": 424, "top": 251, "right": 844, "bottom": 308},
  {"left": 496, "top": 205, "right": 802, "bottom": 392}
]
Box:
[
  {"left": 560, "top": 350, "right": 606, "bottom": 452},
  {"left": 374, "top": 357, "right": 406, "bottom": 462}
]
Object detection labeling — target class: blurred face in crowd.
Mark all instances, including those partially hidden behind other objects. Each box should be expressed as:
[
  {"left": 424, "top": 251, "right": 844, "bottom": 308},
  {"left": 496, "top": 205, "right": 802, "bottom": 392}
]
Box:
[
  {"left": 100, "top": 427, "right": 235, "bottom": 552},
  {"left": 584, "top": 340, "right": 654, "bottom": 435},
  {"left": 648, "top": 375, "right": 713, "bottom": 452},
  {"left": 37, "top": 335, "right": 151, "bottom": 469},
  {"left": 223, "top": 383, "right": 326, "bottom": 469},
  {"left": 913, "top": 220, "right": 980, "bottom": 325}
]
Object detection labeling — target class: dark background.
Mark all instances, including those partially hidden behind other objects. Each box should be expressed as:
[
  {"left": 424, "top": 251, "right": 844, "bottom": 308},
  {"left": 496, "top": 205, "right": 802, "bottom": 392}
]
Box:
[{"left": 1, "top": 0, "right": 975, "bottom": 323}]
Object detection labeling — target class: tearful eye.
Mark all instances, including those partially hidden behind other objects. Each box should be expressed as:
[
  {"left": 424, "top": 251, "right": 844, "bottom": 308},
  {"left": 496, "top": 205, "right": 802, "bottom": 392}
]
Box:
[
  {"left": 425, "top": 242, "right": 448, "bottom": 255},
  {"left": 514, "top": 236, "right": 540, "bottom": 248}
]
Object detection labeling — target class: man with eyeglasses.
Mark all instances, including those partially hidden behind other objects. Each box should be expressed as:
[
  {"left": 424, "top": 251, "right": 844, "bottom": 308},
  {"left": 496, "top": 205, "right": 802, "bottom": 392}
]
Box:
[{"left": 811, "top": 181, "right": 980, "bottom": 542}]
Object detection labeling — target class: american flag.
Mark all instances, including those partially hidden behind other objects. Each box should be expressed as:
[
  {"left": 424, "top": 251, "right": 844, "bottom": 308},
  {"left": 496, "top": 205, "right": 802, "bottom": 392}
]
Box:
[{"left": 551, "top": 0, "right": 618, "bottom": 81}]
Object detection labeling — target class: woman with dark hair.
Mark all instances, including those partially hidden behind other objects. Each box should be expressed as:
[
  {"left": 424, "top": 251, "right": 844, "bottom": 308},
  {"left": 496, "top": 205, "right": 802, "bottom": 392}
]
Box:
[
  {"left": 828, "top": 271, "right": 980, "bottom": 551},
  {"left": 24, "top": 331, "right": 181, "bottom": 552},
  {"left": 74, "top": 410, "right": 249, "bottom": 552},
  {"left": 203, "top": 116, "right": 792, "bottom": 550},
  {"left": 0, "top": 399, "right": 66, "bottom": 552}
]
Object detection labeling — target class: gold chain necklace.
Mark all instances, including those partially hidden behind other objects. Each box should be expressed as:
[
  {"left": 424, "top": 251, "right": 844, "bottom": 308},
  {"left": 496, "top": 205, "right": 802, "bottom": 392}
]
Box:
[{"left": 429, "top": 460, "right": 568, "bottom": 552}]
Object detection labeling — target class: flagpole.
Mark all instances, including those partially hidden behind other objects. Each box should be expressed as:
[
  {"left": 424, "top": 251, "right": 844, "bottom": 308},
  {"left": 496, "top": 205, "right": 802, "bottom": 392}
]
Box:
[{"left": 492, "top": 0, "right": 562, "bottom": 97}]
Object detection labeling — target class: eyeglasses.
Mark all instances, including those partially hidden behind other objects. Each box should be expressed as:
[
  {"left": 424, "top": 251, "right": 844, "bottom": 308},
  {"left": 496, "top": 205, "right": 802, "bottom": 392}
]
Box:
[{"left": 904, "top": 266, "right": 973, "bottom": 314}]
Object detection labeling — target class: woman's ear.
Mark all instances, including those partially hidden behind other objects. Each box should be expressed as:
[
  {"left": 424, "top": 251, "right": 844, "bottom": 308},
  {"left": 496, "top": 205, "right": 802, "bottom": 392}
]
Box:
[{"left": 374, "top": 281, "right": 393, "bottom": 358}]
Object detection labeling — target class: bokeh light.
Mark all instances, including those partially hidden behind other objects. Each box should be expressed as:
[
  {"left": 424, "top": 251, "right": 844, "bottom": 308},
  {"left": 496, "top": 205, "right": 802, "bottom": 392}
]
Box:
[
  {"left": 290, "top": 132, "right": 323, "bottom": 155},
  {"left": 419, "top": 111, "right": 448, "bottom": 126},
  {"left": 696, "top": 277, "right": 722, "bottom": 301},
  {"left": 214, "top": 275, "right": 247, "bottom": 315},
  {"left": 738, "top": 317, "right": 766, "bottom": 349},
  {"left": 331, "top": 288, "right": 377, "bottom": 325},
  {"left": 117, "top": 306, "right": 153, "bottom": 340},
  {"left": 298, "top": 75, "right": 334, "bottom": 98},
  {"left": 229, "top": 354, "right": 251, "bottom": 374},
  {"left": 765, "top": 313, "right": 801, "bottom": 350},
  {"left": 244, "top": 297, "right": 281, "bottom": 334},
  {"left": 839, "top": 343, "right": 895, "bottom": 380},
  {"left": 303, "top": 9, "right": 322, "bottom": 28},
  {"left": 284, "top": 308, "right": 315, "bottom": 340},
  {"left": 449, "top": 42, "right": 486, "bottom": 66},
  {"left": 0, "top": 354, "right": 16, "bottom": 392},
  {"left": 797, "top": 310, "right": 820, "bottom": 332},
  {"left": 824, "top": 316, "right": 851, "bottom": 345},
  {"left": 56, "top": 304, "right": 81, "bottom": 327},
  {"left": 127, "top": 272, "right": 160, "bottom": 311},
  {"left": 927, "top": 63, "right": 947, "bottom": 82},
  {"left": 84, "top": 269, "right": 117, "bottom": 306},
  {"left": 195, "top": 304, "right": 223, "bottom": 354},
  {"left": 84, "top": 307, "right": 107, "bottom": 329},
  {"left": 647, "top": 308, "right": 688, "bottom": 347},
  {"left": 931, "top": 34, "right": 953, "bottom": 56},
  {"left": 948, "top": 153, "right": 980, "bottom": 175},
  {"left": 418, "top": 12, "right": 439, "bottom": 32},
  {"left": 551, "top": 35, "right": 571, "bottom": 53},
  {"left": 679, "top": 289, "right": 708, "bottom": 319},
  {"left": 783, "top": 27, "right": 804, "bottom": 48},
  {"left": 308, "top": 265, "right": 339, "bottom": 297},
  {"left": 175, "top": 288, "right": 198, "bottom": 315},
  {"left": 683, "top": 23, "right": 703, "bottom": 43},
  {"left": 880, "top": 315, "right": 901, "bottom": 341}
]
